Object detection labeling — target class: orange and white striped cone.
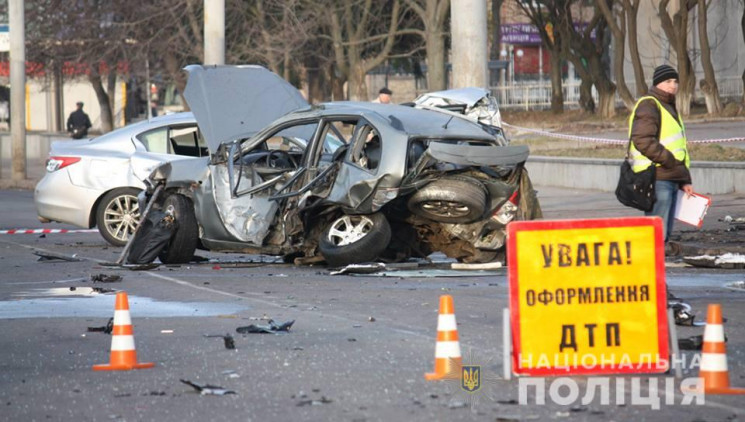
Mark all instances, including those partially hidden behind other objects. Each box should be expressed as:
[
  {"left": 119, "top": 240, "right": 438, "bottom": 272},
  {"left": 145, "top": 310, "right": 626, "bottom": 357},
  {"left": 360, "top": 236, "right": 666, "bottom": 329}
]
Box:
[
  {"left": 697, "top": 304, "right": 745, "bottom": 394},
  {"left": 425, "top": 295, "right": 462, "bottom": 380},
  {"left": 93, "top": 291, "right": 155, "bottom": 371}
]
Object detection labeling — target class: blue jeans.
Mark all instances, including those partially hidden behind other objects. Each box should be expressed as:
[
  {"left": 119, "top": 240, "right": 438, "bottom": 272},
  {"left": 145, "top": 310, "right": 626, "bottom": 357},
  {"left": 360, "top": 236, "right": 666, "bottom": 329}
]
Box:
[{"left": 645, "top": 180, "right": 678, "bottom": 242}]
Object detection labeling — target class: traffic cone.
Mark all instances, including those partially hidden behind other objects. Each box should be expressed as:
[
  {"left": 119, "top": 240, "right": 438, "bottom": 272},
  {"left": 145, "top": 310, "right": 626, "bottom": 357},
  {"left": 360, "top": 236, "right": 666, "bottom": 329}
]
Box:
[
  {"left": 425, "top": 295, "right": 462, "bottom": 380},
  {"left": 697, "top": 304, "right": 745, "bottom": 394},
  {"left": 93, "top": 291, "right": 155, "bottom": 371}
]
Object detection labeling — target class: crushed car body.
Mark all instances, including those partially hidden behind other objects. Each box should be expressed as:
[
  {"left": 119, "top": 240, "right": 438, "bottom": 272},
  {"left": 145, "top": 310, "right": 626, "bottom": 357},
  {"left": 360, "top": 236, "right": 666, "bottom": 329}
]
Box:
[{"left": 132, "top": 64, "right": 541, "bottom": 267}]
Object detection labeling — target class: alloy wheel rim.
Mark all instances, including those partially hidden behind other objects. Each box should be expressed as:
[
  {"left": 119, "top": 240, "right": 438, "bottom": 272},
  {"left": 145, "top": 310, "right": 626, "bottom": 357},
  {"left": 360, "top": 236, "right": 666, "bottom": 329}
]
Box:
[
  {"left": 420, "top": 200, "right": 470, "bottom": 218},
  {"left": 104, "top": 194, "right": 140, "bottom": 242},
  {"left": 327, "top": 215, "right": 374, "bottom": 246}
]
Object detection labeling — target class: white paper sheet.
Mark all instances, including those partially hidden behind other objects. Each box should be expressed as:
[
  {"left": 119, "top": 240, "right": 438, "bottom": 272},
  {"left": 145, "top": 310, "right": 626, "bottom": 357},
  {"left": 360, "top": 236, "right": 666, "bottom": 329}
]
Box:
[{"left": 674, "top": 191, "right": 711, "bottom": 228}]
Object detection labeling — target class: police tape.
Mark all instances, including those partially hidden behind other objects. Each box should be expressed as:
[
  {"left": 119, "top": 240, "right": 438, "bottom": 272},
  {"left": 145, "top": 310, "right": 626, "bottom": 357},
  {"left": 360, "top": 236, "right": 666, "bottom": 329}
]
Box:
[
  {"left": 0, "top": 228, "right": 98, "bottom": 235},
  {"left": 503, "top": 122, "right": 745, "bottom": 145}
]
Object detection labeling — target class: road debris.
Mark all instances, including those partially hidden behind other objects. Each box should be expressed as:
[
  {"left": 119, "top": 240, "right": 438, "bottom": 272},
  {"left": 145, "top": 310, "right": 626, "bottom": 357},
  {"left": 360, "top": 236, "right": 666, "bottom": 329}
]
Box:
[
  {"left": 236, "top": 319, "right": 295, "bottom": 334},
  {"left": 33, "top": 250, "right": 82, "bottom": 262},
  {"left": 87, "top": 317, "right": 114, "bottom": 334},
  {"left": 721, "top": 215, "right": 745, "bottom": 231},
  {"left": 180, "top": 379, "right": 236, "bottom": 396},
  {"left": 450, "top": 261, "right": 503, "bottom": 270},
  {"left": 90, "top": 273, "right": 122, "bottom": 283},
  {"left": 684, "top": 253, "right": 745, "bottom": 269},
  {"left": 204, "top": 334, "right": 236, "bottom": 349},
  {"left": 91, "top": 287, "right": 116, "bottom": 294},
  {"left": 329, "top": 263, "right": 386, "bottom": 275},
  {"left": 667, "top": 301, "right": 705, "bottom": 326},
  {"left": 296, "top": 396, "right": 332, "bottom": 406},
  {"left": 127, "top": 208, "right": 177, "bottom": 265}
]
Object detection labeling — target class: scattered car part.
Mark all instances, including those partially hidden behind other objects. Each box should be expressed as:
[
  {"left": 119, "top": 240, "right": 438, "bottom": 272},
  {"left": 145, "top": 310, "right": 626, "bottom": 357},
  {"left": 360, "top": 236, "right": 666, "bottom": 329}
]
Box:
[
  {"left": 329, "top": 263, "right": 387, "bottom": 275},
  {"left": 115, "top": 184, "right": 163, "bottom": 265},
  {"left": 126, "top": 207, "right": 177, "bottom": 265},
  {"left": 180, "top": 379, "right": 236, "bottom": 396},
  {"left": 157, "top": 195, "right": 199, "bottom": 264},
  {"left": 90, "top": 273, "right": 122, "bottom": 283},
  {"left": 236, "top": 319, "right": 295, "bottom": 334},
  {"left": 33, "top": 250, "right": 82, "bottom": 262},
  {"left": 87, "top": 317, "right": 114, "bottom": 334},
  {"left": 204, "top": 334, "right": 236, "bottom": 350}
]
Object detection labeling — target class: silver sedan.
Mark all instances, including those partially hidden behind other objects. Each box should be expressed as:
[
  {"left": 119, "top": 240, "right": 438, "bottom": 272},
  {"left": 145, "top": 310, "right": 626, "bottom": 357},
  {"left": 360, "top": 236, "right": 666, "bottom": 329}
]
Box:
[{"left": 34, "top": 112, "right": 206, "bottom": 246}]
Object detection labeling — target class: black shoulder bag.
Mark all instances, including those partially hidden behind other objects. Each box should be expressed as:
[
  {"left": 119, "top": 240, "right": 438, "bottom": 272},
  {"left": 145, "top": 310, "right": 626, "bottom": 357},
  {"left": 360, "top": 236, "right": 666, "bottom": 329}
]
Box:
[{"left": 615, "top": 141, "right": 656, "bottom": 212}]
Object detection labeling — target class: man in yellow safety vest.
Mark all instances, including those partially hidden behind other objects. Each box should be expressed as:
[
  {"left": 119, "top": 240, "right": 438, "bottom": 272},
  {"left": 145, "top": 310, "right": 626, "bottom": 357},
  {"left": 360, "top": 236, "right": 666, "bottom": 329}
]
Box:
[{"left": 628, "top": 64, "right": 693, "bottom": 250}]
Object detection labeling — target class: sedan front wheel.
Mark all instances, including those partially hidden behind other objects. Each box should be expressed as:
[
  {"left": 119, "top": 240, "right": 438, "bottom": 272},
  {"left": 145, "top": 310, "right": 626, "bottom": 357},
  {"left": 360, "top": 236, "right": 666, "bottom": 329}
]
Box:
[{"left": 318, "top": 213, "right": 391, "bottom": 267}]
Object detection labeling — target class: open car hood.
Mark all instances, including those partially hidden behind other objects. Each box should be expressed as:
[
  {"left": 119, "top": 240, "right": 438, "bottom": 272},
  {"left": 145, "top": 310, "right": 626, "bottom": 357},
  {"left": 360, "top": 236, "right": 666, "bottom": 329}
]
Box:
[{"left": 183, "top": 64, "right": 309, "bottom": 151}]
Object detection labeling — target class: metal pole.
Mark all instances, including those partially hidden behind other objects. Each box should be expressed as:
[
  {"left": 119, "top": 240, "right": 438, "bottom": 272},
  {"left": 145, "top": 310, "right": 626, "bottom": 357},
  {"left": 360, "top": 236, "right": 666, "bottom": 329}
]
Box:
[
  {"left": 450, "top": 0, "right": 487, "bottom": 88},
  {"left": 204, "top": 0, "right": 225, "bottom": 65},
  {"left": 9, "top": 0, "right": 26, "bottom": 181},
  {"left": 146, "top": 59, "right": 152, "bottom": 120}
]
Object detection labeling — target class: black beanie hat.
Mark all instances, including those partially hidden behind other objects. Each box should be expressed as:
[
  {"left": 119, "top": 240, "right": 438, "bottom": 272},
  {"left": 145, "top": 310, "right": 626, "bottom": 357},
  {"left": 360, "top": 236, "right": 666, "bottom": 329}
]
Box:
[{"left": 652, "top": 65, "right": 678, "bottom": 86}]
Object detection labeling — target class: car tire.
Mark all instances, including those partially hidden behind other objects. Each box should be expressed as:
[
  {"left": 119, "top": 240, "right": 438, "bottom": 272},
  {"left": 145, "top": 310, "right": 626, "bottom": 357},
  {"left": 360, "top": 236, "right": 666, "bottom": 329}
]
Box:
[
  {"left": 158, "top": 194, "right": 199, "bottom": 264},
  {"left": 96, "top": 187, "right": 142, "bottom": 247},
  {"left": 318, "top": 213, "right": 391, "bottom": 267},
  {"left": 407, "top": 177, "right": 487, "bottom": 223}
]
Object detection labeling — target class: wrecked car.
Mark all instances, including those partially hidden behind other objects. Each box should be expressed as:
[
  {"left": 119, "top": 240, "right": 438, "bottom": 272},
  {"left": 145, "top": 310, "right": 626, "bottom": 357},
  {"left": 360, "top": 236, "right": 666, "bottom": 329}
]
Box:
[{"left": 135, "top": 64, "right": 541, "bottom": 267}]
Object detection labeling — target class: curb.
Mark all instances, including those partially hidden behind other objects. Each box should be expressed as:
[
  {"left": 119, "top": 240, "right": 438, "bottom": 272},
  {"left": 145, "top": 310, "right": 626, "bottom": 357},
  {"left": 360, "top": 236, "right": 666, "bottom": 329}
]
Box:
[{"left": 0, "top": 179, "right": 37, "bottom": 190}]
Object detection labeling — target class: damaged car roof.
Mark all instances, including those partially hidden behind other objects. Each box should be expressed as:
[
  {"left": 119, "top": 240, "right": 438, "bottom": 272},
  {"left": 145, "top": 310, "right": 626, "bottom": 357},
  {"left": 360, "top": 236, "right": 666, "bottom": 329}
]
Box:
[
  {"left": 183, "top": 64, "right": 309, "bottom": 150},
  {"left": 273, "top": 101, "right": 498, "bottom": 140}
]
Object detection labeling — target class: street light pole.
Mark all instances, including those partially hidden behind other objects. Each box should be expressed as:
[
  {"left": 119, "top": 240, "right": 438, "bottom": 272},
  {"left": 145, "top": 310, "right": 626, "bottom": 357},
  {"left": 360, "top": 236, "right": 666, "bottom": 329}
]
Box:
[
  {"left": 204, "top": 0, "right": 225, "bottom": 65},
  {"left": 450, "top": 0, "right": 487, "bottom": 88},
  {"left": 9, "top": 0, "right": 26, "bottom": 181}
]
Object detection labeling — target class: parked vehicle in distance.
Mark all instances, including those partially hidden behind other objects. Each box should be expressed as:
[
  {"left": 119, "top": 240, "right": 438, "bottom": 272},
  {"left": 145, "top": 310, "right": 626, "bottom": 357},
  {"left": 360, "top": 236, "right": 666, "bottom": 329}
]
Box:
[
  {"left": 135, "top": 65, "right": 541, "bottom": 267},
  {"left": 34, "top": 112, "right": 206, "bottom": 246}
]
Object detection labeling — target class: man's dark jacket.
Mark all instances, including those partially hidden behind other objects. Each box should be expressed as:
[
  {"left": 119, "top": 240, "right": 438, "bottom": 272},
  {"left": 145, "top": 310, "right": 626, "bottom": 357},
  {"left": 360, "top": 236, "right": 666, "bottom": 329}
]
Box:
[{"left": 67, "top": 109, "right": 92, "bottom": 139}]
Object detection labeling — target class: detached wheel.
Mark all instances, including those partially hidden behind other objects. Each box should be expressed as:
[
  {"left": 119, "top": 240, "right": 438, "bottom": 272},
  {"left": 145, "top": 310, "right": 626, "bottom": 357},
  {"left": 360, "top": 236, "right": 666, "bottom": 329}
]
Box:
[
  {"left": 408, "top": 177, "right": 487, "bottom": 223},
  {"left": 319, "top": 213, "right": 391, "bottom": 267},
  {"left": 158, "top": 194, "right": 199, "bottom": 264},
  {"left": 96, "top": 188, "right": 141, "bottom": 247}
]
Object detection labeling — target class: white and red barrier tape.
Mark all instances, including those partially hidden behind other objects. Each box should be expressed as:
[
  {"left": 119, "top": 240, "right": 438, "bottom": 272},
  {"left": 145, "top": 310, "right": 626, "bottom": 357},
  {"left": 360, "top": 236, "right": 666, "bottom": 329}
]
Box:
[
  {"left": 503, "top": 122, "right": 745, "bottom": 145},
  {"left": 0, "top": 228, "right": 98, "bottom": 235}
]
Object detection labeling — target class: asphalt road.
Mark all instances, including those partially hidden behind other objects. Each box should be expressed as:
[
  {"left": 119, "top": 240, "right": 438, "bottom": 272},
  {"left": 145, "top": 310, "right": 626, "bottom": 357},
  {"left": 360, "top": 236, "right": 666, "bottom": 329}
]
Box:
[{"left": 0, "top": 188, "right": 744, "bottom": 421}]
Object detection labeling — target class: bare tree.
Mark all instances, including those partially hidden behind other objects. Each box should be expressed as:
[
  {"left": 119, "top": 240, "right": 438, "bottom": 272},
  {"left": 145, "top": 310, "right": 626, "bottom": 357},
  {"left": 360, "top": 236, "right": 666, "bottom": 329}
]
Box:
[
  {"left": 564, "top": 3, "right": 617, "bottom": 117},
  {"left": 697, "top": 0, "right": 723, "bottom": 115},
  {"left": 26, "top": 0, "right": 139, "bottom": 132},
  {"left": 597, "top": 0, "right": 634, "bottom": 110},
  {"left": 658, "top": 0, "right": 696, "bottom": 116},
  {"left": 517, "top": 1, "right": 564, "bottom": 114},
  {"left": 490, "top": 0, "right": 505, "bottom": 60},
  {"left": 404, "top": 0, "right": 450, "bottom": 91},
  {"left": 323, "top": 0, "right": 405, "bottom": 100},
  {"left": 622, "top": 0, "right": 646, "bottom": 96},
  {"left": 231, "top": 0, "right": 318, "bottom": 83}
]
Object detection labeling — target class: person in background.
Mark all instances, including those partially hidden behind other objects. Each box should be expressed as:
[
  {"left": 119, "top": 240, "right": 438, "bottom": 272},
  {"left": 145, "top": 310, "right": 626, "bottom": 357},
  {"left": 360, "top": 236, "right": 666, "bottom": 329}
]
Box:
[
  {"left": 372, "top": 87, "right": 392, "bottom": 104},
  {"left": 67, "top": 101, "right": 92, "bottom": 139},
  {"left": 628, "top": 64, "right": 693, "bottom": 254}
]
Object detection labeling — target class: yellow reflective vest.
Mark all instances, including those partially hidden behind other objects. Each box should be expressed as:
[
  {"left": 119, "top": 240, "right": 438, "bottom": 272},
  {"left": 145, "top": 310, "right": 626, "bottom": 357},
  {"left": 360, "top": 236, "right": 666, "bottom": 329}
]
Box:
[{"left": 627, "top": 96, "right": 690, "bottom": 173}]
